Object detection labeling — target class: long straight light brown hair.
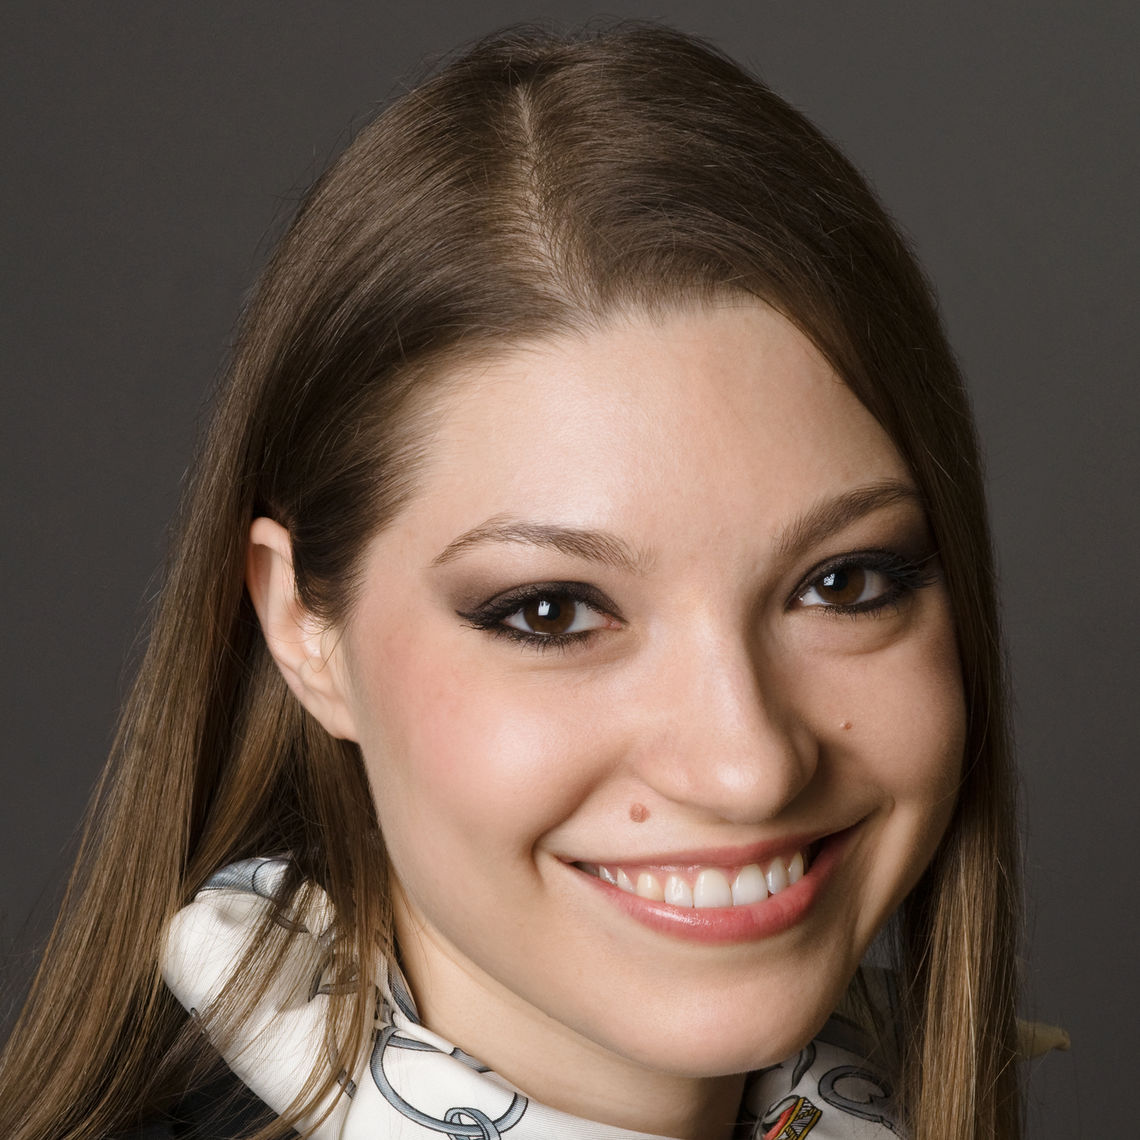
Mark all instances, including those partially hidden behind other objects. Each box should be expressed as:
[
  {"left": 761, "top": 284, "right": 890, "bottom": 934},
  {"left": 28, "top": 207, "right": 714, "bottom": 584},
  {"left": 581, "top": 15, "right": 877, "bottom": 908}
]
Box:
[{"left": 0, "top": 23, "right": 1021, "bottom": 1140}]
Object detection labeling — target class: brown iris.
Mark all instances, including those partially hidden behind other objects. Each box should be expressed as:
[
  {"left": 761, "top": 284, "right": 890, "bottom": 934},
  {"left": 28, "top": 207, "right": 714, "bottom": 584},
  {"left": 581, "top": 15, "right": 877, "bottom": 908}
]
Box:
[
  {"left": 815, "top": 567, "right": 869, "bottom": 606},
  {"left": 522, "top": 595, "right": 577, "bottom": 635}
]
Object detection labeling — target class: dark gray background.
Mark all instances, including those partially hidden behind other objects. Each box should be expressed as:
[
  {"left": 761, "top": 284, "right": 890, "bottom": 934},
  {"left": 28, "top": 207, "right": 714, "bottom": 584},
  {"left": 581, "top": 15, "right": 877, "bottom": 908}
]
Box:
[{"left": 2, "top": 2, "right": 1135, "bottom": 1135}]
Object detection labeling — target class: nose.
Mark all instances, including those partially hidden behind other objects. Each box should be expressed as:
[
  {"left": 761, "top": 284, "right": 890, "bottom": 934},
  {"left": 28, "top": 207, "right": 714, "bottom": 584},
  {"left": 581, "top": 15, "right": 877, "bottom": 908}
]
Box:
[{"left": 626, "top": 631, "right": 818, "bottom": 825}]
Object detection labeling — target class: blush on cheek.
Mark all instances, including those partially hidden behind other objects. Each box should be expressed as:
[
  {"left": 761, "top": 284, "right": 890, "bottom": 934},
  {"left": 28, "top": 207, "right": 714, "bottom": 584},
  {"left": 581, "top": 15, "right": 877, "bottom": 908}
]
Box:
[{"left": 361, "top": 655, "right": 605, "bottom": 842}]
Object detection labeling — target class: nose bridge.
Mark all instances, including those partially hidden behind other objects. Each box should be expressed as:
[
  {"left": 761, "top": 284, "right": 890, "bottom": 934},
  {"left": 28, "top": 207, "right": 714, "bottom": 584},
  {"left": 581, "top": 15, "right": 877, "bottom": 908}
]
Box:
[{"left": 632, "top": 624, "right": 815, "bottom": 823}]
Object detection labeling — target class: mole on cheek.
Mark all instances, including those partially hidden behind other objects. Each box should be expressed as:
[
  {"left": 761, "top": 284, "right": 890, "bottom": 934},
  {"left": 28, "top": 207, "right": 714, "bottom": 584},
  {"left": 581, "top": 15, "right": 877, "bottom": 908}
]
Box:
[
  {"left": 629, "top": 802, "right": 649, "bottom": 823},
  {"left": 840, "top": 721, "right": 853, "bottom": 731}
]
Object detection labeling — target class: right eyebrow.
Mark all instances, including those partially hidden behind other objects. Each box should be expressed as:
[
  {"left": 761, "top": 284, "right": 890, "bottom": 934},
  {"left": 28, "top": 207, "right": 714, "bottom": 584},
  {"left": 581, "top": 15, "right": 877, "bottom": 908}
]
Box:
[
  {"left": 430, "top": 517, "right": 652, "bottom": 574},
  {"left": 776, "top": 479, "right": 924, "bottom": 557}
]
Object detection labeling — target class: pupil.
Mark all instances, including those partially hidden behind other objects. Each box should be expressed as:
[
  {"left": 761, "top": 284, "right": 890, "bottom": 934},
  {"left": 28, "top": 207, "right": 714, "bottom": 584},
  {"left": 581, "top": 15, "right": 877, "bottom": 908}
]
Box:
[{"left": 824, "top": 570, "right": 848, "bottom": 592}]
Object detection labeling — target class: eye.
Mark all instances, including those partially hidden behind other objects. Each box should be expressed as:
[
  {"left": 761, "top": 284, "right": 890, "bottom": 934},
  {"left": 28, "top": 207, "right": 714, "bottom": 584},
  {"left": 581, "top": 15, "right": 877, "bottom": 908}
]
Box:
[
  {"left": 501, "top": 593, "right": 612, "bottom": 637},
  {"left": 797, "top": 565, "right": 893, "bottom": 609},
  {"left": 457, "top": 581, "right": 623, "bottom": 650},
  {"left": 792, "top": 550, "right": 938, "bottom": 615}
]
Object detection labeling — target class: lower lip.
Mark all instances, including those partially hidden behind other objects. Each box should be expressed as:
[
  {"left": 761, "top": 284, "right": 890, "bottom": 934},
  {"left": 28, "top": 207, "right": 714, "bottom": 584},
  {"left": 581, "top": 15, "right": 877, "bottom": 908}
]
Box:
[{"left": 571, "top": 828, "right": 853, "bottom": 945}]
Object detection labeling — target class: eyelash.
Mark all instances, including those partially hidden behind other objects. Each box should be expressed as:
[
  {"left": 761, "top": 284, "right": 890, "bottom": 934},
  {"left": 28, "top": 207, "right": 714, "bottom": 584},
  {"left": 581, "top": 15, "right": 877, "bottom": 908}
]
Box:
[
  {"left": 457, "top": 581, "right": 621, "bottom": 654},
  {"left": 457, "top": 550, "right": 939, "bottom": 652},
  {"left": 790, "top": 548, "right": 940, "bottom": 618}
]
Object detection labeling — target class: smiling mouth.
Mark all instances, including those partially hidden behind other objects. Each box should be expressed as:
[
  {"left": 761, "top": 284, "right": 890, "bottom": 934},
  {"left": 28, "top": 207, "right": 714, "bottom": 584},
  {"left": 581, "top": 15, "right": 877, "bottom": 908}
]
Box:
[{"left": 572, "top": 847, "right": 813, "bottom": 910}]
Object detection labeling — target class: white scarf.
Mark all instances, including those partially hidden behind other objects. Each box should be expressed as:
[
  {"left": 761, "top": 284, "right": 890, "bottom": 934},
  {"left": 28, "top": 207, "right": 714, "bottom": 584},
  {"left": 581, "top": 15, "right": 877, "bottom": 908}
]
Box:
[{"left": 162, "top": 857, "right": 903, "bottom": 1140}]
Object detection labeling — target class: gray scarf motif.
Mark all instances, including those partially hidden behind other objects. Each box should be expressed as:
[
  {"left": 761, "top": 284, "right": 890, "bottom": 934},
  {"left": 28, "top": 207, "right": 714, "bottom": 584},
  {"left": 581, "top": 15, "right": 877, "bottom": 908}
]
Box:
[{"left": 162, "top": 857, "right": 902, "bottom": 1140}]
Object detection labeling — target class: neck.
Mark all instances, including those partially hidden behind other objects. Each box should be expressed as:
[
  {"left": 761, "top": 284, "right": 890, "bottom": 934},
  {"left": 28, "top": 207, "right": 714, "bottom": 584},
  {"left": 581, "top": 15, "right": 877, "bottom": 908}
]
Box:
[{"left": 395, "top": 904, "right": 747, "bottom": 1140}]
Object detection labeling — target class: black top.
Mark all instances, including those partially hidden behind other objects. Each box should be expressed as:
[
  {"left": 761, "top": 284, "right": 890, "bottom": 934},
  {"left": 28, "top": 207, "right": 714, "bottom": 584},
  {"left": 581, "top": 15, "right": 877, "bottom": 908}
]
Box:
[{"left": 109, "top": 1067, "right": 295, "bottom": 1140}]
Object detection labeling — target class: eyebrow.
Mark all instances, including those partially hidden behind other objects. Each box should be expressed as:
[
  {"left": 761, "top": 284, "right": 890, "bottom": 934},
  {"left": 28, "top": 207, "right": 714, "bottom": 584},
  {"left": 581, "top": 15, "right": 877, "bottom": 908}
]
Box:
[
  {"left": 776, "top": 479, "right": 923, "bottom": 556},
  {"left": 430, "top": 517, "right": 650, "bottom": 574},
  {"left": 430, "top": 480, "right": 922, "bottom": 573}
]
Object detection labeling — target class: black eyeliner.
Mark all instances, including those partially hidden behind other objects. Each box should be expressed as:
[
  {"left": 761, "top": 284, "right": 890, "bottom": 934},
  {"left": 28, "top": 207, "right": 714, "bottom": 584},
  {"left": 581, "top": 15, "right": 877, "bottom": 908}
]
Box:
[
  {"left": 790, "top": 547, "right": 941, "bottom": 617},
  {"left": 456, "top": 580, "right": 622, "bottom": 651}
]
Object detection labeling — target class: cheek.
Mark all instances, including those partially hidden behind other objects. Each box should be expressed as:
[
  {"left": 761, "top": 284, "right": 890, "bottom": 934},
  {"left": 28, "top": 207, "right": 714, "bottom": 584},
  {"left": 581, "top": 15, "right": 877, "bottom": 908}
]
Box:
[
  {"left": 877, "top": 617, "right": 966, "bottom": 806},
  {"left": 805, "top": 597, "right": 965, "bottom": 793},
  {"left": 346, "top": 623, "right": 610, "bottom": 860},
  {"left": 824, "top": 609, "right": 965, "bottom": 905}
]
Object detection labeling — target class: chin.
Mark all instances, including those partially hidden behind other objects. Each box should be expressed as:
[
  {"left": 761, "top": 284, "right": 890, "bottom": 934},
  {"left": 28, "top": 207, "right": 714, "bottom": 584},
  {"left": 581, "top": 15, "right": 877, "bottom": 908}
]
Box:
[{"left": 582, "top": 978, "right": 847, "bottom": 1079}]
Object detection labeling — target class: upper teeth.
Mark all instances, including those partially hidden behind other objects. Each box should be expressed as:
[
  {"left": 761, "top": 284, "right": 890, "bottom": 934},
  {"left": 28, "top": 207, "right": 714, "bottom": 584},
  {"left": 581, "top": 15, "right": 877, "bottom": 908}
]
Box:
[{"left": 587, "top": 851, "right": 805, "bottom": 909}]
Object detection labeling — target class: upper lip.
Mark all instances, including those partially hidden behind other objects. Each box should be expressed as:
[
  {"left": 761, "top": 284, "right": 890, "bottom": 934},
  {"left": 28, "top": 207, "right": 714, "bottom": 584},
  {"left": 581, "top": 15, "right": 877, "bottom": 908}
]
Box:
[{"left": 560, "top": 821, "right": 859, "bottom": 870}]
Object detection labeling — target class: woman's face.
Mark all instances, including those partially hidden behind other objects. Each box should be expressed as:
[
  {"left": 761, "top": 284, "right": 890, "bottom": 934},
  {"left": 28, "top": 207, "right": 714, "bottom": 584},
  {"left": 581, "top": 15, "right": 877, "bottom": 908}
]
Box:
[{"left": 329, "top": 301, "right": 963, "bottom": 1094}]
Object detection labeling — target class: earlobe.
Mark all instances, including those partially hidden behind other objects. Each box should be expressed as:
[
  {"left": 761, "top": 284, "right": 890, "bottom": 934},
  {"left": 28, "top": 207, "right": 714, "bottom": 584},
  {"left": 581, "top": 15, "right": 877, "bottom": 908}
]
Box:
[{"left": 245, "top": 517, "right": 359, "bottom": 741}]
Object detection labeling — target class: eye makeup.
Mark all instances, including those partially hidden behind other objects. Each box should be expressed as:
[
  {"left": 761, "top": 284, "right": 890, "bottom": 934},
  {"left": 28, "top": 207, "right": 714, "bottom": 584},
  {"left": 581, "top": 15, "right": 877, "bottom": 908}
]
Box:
[
  {"left": 453, "top": 541, "right": 940, "bottom": 655},
  {"left": 789, "top": 548, "right": 941, "bottom": 618},
  {"left": 456, "top": 580, "right": 624, "bottom": 653}
]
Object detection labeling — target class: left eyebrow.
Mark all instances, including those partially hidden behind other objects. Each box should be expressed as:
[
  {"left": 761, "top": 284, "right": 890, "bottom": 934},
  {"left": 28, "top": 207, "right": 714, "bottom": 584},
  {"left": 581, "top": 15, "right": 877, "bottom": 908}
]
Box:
[
  {"left": 776, "top": 480, "right": 924, "bottom": 556},
  {"left": 430, "top": 516, "right": 651, "bottom": 574}
]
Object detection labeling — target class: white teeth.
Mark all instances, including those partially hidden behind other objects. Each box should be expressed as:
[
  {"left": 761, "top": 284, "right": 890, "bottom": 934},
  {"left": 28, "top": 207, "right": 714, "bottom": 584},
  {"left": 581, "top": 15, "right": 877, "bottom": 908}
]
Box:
[
  {"left": 588, "top": 849, "right": 808, "bottom": 907},
  {"left": 764, "top": 857, "right": 789, "bottom": 895},
  {"left": 636, "top": 872, "right": 664, "bottom": 901},
  {"left": 731, "top": 864, "right": 769, "bottom": 906},
  {"left": 693, "top": 868, "right": 733, "bottom": 908},
  {"left": 664, "top": 874, "right": 694, "bottom": 908}
]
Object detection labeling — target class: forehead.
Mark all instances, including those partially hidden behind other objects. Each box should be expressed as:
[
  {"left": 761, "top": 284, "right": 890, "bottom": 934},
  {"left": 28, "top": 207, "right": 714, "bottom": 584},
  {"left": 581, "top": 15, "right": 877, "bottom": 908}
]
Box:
[{"left": 398, "top": 301, "right": 911, "bottom": 553}]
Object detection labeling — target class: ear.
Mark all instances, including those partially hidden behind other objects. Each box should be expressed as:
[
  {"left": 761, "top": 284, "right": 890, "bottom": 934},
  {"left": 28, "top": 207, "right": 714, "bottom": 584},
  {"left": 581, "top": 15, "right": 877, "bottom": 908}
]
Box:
[{"left": 245, "top": 517, "right": 359, "bottom": 741}]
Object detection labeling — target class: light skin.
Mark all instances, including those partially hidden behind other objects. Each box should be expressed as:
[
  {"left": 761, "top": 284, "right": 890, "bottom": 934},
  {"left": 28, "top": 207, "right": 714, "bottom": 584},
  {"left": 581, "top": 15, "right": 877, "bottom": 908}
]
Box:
[{"left": 248, "top": 300, "right": 965, "bottom": 1140}]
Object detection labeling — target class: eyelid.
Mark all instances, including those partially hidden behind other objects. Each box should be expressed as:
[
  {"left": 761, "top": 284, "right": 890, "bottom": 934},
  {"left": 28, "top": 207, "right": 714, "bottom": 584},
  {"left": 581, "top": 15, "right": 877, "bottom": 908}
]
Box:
[
  {"left": 788, "top": 547, "right": 939, "bottom": 612},
  {"left": 457, "top": 580, "right": 624, "bottom": 628}
]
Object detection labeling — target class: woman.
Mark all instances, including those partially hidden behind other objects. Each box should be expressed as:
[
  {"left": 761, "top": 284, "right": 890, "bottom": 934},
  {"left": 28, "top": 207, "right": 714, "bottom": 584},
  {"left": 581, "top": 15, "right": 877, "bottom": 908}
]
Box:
[{"left": 0, "top": 23, "right": 1021, "bottom": 1140}]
